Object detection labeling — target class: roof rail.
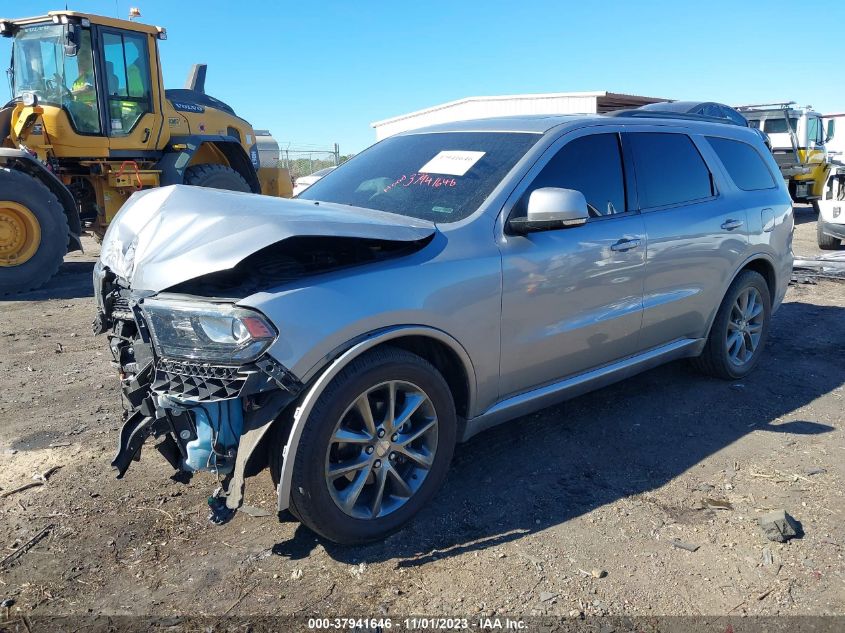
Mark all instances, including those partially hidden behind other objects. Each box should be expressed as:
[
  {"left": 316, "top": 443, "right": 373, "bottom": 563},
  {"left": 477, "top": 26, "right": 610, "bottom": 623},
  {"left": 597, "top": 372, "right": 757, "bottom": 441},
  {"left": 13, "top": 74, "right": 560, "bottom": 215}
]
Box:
[{"left": 605, "top": 109, "right": 740, "bottom": 125}]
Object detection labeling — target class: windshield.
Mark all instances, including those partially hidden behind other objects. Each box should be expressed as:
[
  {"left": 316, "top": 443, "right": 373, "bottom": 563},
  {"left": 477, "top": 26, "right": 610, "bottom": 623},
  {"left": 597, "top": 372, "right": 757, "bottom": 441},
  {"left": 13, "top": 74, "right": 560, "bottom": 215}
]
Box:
[
  {"left": 11, "top": 23, "right": 101, "bottom": 134},
  {"left": 298, "top": 132, "right": 540, "bottom": 223}
]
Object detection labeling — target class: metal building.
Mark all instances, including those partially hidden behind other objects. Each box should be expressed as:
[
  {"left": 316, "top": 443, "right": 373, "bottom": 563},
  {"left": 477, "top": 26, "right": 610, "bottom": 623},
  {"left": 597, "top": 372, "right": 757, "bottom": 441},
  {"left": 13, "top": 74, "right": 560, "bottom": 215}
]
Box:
[{"left": 371, "top": 91, "right": 667, "bottom": 140}]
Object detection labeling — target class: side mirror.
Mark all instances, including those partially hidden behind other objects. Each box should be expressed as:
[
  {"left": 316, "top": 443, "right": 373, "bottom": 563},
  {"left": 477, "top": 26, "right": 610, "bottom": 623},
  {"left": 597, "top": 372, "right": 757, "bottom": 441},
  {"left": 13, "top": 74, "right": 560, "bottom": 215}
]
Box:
[
  {"left": 826, "top": 119, "right": 835, "bottom": 143},
  {"left": 64, "top": 24, "right": 79, "bottom": 57},
  {"left": 508, "top": 187, "right": 589, "bottom": 234}
]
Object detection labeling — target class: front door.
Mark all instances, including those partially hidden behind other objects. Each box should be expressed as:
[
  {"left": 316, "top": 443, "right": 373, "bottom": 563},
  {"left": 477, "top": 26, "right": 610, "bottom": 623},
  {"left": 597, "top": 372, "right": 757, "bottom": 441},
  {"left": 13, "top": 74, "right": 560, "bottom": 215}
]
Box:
[
  {"left": 97, "top": 27, "right": 158, "bottom": 152},
  {"left": 499, "top": 131, "right": 646, "bottom": 398}
]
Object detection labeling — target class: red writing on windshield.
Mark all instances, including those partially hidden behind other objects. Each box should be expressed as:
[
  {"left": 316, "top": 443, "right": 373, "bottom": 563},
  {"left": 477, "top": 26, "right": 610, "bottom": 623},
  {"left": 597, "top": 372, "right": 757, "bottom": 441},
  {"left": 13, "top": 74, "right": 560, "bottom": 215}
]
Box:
[{"left": 384, "top": 173, "right": 458, "bottom": 193}]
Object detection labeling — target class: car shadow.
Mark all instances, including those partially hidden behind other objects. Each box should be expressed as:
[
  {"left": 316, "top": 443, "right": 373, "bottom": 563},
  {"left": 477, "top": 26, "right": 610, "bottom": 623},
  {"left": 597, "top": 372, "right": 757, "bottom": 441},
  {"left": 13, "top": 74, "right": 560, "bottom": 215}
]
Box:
[
  {"left": 272, "top": 298, "right": 843, "bottom": 564},
  {"left": 792, "top": 204, "right": 818, "bottom": 227},
  {"left": 0, "top": 260, "right": 95, "bottom": 302}
]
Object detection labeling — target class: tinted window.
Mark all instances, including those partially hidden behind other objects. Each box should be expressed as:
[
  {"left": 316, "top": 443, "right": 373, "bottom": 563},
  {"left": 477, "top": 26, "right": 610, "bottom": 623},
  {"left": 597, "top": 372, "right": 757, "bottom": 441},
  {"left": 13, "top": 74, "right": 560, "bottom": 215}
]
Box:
[
  {"left": 628, "top": 133, "right": 713, "bottom": 208},
  {"left": 299, "top": 132, "right": 538, "bottom": 223},
  {"left": 701, "top": 103, "right": 723, "bottom": 118},
  {"left": 707, "top": 137, "right": 775, "bottom": 191},
  {"left": 763, "top": 118, "right": 799, "bottom": 134},
  {"left": 721, "top": 106, "right": 748, "bottom": 126},
  {"left": 520, "top": 133, "right": 626, "bottom": 217},
  {"left": 102, "top": 30, "right": 152, "bottom": 135}
]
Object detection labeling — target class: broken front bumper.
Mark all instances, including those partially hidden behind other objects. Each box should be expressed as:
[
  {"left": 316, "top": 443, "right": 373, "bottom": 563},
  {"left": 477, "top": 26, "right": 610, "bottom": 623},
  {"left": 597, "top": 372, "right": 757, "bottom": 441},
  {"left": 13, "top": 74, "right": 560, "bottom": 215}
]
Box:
[{"left": 93, "top": 266, "right": 302, "bottom": 517}]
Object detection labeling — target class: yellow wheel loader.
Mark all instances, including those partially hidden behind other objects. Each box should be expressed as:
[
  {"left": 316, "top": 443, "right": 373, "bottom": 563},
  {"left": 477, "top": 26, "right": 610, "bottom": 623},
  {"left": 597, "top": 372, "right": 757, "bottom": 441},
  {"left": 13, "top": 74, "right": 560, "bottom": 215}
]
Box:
[{"left": 0, "top": 10, "right": 292, "bottom": 294}]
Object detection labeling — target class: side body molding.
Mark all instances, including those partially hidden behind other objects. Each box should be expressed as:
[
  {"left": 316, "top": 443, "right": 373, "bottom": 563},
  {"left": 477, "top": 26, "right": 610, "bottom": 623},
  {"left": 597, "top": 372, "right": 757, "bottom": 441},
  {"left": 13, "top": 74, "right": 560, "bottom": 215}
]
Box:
[{"left": 276, "top": 325, "right": 476, "bottom": 511}]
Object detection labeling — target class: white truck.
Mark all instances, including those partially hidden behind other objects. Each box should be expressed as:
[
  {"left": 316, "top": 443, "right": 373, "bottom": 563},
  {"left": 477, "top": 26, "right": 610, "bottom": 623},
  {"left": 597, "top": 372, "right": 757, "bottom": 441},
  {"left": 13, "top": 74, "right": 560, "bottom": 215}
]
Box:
[{"left": 737, "top": 103, "right": 835, "bottom": 212}]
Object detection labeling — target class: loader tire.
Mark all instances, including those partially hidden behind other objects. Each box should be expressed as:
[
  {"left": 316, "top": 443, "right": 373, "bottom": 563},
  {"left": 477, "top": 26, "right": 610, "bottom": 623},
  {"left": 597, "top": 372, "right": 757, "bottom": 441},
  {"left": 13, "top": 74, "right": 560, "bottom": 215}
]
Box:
[
  {"left": 0, "top": 168, "right": 69, "bottom": 295},
  {"left": 183, "top": 164, "right": 251, "bottom": 193}
]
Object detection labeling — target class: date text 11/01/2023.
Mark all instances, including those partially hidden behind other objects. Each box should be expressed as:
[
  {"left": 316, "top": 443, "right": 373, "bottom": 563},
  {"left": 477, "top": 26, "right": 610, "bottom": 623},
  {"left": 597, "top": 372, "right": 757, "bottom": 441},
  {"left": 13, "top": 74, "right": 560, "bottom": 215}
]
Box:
[{"left": 307, "top": 617, "right": 528, "bottom": 630}]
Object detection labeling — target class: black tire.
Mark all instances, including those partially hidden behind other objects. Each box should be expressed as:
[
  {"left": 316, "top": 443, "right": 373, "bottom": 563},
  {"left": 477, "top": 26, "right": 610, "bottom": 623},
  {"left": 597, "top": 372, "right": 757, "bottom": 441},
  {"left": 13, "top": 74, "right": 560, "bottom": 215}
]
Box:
[
  {"left": 692, "top": 270, "right": 772, "bottom": 380},
  {"left": 0, "top": 168, "right": 69, "bottom": 295},
  {"left": 183, "top": 163, "right": 251, "bottom": 192},
  {"left": 811, "top": 199, "right": 821, "bottom": 215},
  {"left": 288, "top": 346, "right": 457, "bottom": 544},
  {"left": 817, "top": 220, "right": 842, "bottom": 250}
]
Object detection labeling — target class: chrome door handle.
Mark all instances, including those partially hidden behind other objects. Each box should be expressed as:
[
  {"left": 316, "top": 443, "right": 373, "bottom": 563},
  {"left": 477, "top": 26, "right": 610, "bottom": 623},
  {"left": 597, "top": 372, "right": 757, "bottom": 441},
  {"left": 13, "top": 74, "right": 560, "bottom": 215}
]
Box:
[
  {"left": 610, "top": 238, "right": 641, "bottom": 252},
  {"left": 721, "top": 219, "right": 744, "bottom": 231}
]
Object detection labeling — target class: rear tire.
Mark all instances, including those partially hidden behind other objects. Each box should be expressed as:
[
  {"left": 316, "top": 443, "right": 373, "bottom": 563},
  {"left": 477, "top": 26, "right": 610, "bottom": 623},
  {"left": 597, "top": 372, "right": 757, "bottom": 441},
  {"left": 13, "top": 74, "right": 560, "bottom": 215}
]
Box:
[
  {"left": 0, "top": 169, "right": 69, "bottom": 295},
  {"left": 817, "top": 220, "right": 842, "bottom": 250},
  {"left": 692, "top": 270, "right": 771, "bottom": 380},
  {"left": 288, "top": 347, "right": 456, "bottom": 544},
  {"left": 183, "top": 164, "right": 251, "bottom": 192}
]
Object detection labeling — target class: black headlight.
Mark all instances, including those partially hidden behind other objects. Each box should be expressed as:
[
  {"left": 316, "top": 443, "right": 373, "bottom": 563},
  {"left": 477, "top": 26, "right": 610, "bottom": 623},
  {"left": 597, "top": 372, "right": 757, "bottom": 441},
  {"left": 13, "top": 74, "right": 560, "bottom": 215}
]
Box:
[{"left": 141, "top": 298, "right": 277, "bottom": 364}]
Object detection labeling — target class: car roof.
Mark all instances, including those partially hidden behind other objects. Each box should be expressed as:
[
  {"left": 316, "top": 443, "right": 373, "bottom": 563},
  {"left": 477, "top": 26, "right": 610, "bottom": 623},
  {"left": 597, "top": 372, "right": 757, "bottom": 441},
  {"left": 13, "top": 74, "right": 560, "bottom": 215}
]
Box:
[
  {"left": 397, "top": 113, "right": 762, "bottom": 140},
  {"left": 639, "top": 100, "right": 724, "bottom": 112}
]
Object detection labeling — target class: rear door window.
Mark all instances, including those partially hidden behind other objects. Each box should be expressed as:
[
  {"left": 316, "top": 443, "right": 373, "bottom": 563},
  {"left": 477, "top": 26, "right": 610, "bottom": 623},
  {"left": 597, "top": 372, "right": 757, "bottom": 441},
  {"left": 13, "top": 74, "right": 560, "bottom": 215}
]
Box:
[
  {"left": 627, "top": 133, "right": 714, "bottom": 209},
  {"left": 707, "top": 136, "right": 776, "bottom": 191},
  {"left": 519, "top": 133, "right": 627, "bottom": 218}
]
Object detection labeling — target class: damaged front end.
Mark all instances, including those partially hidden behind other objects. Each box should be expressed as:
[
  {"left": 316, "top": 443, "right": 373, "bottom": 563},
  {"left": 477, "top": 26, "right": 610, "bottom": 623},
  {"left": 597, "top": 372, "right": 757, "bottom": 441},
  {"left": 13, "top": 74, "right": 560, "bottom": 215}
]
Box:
[
  {"left": 93, "top": 265, "right": 301, "bottom": 523},
  {"left": 92, "top": 185, "right": 437, "bottom": 524}
]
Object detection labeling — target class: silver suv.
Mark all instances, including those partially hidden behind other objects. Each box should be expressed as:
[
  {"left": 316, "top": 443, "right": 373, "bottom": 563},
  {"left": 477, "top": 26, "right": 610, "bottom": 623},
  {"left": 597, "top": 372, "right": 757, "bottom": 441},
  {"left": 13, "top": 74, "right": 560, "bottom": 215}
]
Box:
[{"left": 95, "top": 114, "right": 793, "bottom": 544}]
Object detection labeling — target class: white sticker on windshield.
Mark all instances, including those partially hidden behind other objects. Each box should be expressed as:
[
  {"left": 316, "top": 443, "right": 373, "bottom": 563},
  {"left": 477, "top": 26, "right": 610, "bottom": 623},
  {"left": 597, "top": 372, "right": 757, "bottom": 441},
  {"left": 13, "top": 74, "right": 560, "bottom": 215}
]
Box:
[{"left": 419, "top": 151, "right": 486, "bottom": 176}]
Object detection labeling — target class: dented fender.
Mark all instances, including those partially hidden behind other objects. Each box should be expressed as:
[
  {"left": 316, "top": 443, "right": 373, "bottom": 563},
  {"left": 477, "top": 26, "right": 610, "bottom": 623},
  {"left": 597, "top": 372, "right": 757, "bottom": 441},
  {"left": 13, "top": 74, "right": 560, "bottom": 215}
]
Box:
[{"left": 274, "top": 325, "right": 475, "bottom": 512}]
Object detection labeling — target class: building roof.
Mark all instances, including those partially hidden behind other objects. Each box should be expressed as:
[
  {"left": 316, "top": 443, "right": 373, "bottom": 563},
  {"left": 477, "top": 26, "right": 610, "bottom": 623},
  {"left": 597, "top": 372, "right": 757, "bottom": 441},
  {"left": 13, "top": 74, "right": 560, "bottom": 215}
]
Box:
[{"left": 371, "top": 91, "right": 667, "bottom": 129}]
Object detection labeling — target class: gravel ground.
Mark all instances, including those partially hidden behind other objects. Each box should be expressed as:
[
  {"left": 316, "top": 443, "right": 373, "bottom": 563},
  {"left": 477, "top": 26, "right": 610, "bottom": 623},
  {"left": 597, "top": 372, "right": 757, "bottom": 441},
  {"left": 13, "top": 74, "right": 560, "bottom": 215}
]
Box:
[{"left": 0, "top": 206, "right": 842, "bottom": 622}]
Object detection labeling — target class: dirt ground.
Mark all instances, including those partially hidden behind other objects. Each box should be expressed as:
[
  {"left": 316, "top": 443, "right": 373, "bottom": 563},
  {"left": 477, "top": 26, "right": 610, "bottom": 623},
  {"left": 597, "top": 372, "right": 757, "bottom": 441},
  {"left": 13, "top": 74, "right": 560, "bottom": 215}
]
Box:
[{"left": 0, "top": 205, "right": 843, "bottom": 622}]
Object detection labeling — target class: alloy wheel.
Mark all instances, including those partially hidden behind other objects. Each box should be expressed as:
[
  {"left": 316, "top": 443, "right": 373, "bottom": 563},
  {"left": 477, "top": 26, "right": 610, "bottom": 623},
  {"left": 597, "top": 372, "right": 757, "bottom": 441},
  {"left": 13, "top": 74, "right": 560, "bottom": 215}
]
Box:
[
  {"left": 324, "top": 380, "right": 438, "bottom": 519},
  {"left": 726, "top": 287, "right": 765, "bottom": 366}
]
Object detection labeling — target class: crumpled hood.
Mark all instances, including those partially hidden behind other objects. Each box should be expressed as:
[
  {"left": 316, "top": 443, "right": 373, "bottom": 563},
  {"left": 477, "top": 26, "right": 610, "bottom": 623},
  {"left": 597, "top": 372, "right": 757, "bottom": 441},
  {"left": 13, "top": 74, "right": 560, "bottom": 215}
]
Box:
[{"left": 99, "top": 185, "right": 435, "bottom": 292}]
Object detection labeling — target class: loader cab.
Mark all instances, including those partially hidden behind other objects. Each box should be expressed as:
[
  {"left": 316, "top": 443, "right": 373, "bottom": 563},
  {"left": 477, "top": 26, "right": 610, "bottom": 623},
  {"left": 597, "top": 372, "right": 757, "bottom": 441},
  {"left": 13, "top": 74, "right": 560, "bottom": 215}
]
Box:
[{"left": 4, "top": 12, "right": 165, "bottom": 154}]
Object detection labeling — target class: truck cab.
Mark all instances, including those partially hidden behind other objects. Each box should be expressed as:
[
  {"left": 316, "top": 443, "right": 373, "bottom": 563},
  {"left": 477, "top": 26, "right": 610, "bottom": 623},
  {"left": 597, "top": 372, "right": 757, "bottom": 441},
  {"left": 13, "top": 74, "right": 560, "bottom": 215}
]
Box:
[
  {"left": 739, "top": 103, "right": 835, "bottom": 209},
  {"left": 2, "top": 11, "right": 169, "bottom": 159}
]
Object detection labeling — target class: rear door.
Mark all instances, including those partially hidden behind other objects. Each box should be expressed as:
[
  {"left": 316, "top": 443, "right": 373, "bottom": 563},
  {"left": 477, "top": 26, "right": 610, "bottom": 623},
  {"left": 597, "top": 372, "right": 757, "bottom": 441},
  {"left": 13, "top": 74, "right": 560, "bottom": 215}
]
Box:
[
  {"left": 626, "top": 130, "right": 749, "bottom": 350},
  {"left": 498, "top": 129, "right": 646, "bottom": 398}
]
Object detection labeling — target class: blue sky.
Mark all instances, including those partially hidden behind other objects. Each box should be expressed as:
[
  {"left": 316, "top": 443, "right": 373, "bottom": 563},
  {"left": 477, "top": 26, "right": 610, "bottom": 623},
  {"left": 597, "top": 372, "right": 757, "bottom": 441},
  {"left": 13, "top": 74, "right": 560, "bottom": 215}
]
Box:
[{"left": 3, "top": 1, "right": 845, "bottom": 154}]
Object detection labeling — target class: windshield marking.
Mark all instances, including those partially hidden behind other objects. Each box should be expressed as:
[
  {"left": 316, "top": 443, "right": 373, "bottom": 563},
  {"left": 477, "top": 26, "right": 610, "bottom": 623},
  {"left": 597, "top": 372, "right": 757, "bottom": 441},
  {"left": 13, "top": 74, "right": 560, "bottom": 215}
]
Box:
[{"left": 383, "top": 173, "right": 458, "bottom": 193}]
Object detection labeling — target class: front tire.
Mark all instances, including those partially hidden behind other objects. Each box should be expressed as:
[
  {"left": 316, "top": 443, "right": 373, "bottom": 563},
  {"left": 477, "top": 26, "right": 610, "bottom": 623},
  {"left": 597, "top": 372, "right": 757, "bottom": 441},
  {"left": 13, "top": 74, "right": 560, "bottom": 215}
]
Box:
[
  {"left": 0, "top": 169, "right": 69, "bottom": 295},
  {"left": 288, "top": 347, "right": 456, "bottom": 544},
  {"left": 817, "top": 220, "right": 842, "bottom": 250},
  {"left": 692, "top": 270, "right": 771, "bottom": 380}
]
